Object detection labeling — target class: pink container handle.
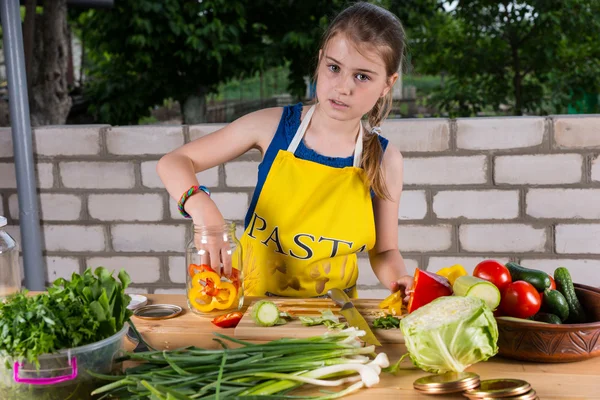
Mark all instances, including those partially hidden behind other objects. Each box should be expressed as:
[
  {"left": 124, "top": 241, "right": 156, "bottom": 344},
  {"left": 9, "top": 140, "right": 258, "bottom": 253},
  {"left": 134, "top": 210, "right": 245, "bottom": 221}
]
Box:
[{"left": 13, "top": 357, "right": 78, "bottom": 385}]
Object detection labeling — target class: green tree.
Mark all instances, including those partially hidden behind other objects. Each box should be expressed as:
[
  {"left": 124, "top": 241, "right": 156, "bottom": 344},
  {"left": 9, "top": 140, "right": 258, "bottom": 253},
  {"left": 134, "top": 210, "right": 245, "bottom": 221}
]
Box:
[
  {"left": 403, "top": 0, "right": 600, "bottom": 116},
  {"left": 79, "top": 1, "right": 265, "bottom": 125}
]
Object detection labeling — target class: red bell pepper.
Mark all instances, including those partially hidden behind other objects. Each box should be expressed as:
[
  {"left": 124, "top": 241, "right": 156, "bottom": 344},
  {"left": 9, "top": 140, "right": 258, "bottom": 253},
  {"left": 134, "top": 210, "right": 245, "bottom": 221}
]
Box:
[
  {"left": 211, "top": 311, "right": 244, "bottom": 328},
  {"left": 407, "top": 268, "right": 453, "bottom": 313}
]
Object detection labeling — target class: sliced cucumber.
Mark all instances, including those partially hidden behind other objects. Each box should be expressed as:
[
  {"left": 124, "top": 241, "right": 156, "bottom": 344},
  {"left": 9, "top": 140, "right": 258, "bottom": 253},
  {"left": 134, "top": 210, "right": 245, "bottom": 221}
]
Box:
[
  {"left": 453, "top": 275, "right": 501, "bottom": 311},
  {"left": 251, "top": 300, "right": 281, "bottom": 327}
]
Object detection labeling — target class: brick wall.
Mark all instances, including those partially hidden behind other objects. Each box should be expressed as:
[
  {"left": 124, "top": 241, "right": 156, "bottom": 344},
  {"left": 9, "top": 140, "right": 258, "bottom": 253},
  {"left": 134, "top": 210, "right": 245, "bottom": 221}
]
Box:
[{"left": 1, "top": 114, "right": 600, "bottom": 298}]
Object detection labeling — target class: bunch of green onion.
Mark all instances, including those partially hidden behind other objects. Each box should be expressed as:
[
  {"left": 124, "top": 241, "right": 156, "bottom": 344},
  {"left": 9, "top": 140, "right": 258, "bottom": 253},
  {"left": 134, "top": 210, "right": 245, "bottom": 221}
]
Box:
[{"left": 92, "top": 328, "right": 389, "bottom": 399}]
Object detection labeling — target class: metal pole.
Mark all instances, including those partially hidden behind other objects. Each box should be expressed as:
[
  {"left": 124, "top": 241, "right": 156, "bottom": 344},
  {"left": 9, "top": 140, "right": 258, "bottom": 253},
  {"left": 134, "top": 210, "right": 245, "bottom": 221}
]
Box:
[{"left": 1, "top": 0, "right": 45, "bottom": 290}]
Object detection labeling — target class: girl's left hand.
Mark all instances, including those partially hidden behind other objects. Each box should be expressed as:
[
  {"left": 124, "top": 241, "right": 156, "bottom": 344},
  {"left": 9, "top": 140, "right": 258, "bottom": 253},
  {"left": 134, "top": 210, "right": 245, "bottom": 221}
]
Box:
[{"left": 391, "top": 275, "right": 414, "bottom": 304}]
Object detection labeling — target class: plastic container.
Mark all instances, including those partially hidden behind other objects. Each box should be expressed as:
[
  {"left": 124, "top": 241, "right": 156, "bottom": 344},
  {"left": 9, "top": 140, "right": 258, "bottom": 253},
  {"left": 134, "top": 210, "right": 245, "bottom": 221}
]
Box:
[
  {"left": 0, "top": 322, "right": 129, "bottom": 400},
  {"left": 186, "top": 222, "right": 243, "bottom": 317},
  {"left": 0, "top": 216, "right": 21, "bottom": 299}
]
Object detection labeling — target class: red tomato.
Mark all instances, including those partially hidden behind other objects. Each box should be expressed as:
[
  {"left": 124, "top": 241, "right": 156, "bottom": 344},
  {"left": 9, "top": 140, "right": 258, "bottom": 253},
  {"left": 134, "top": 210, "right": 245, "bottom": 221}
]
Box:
[
  {"left": 500, "top": 281, "right": 542, "bottom": 319},
  {"left": 473, "top": 260, "right": 512, "bottom": 293},
  {"left": 548, "top": 275, "right": 556, "bottom": 290}
]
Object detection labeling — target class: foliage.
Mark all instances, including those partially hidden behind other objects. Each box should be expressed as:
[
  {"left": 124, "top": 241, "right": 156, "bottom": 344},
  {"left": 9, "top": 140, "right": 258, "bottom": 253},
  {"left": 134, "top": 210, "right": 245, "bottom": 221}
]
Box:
[{"left": 399, "top": 0, "right": 600, "bottom": 116}]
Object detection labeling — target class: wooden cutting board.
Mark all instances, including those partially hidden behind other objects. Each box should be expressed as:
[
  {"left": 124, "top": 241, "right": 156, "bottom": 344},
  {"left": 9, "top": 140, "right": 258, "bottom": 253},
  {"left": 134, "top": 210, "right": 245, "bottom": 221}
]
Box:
[{"left": 233, "top": 298, "right": 404, "bottom": 343}]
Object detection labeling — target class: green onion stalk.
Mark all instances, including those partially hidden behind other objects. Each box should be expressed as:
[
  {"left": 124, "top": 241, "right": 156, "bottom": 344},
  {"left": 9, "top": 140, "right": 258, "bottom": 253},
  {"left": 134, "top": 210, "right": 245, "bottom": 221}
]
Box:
[{"left": 91, "top": 328, "right": 389, "bottom": 399}]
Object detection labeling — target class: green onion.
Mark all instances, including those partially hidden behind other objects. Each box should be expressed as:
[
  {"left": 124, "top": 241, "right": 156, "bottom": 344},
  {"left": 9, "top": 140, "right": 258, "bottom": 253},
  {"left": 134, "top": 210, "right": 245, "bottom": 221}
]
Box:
[{"left": 92, "top": 328, "right": 389, "bottom": 399}]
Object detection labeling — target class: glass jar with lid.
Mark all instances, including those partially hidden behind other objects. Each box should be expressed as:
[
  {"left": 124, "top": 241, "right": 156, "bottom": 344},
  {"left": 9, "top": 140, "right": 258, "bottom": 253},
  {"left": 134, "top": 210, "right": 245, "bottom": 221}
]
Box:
[
  {"left": 185, "top": 222, "right": 243, "bottom": 317},
  {"left": 0, "top": 216, "right": 21, "bottom": 299}
]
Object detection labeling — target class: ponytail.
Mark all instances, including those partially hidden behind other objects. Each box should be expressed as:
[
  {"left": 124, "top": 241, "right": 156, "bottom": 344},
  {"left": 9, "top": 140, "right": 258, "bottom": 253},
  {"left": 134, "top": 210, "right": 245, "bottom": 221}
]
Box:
[{"left": 362, "top": 91, "right": 394, "bottom": 200}]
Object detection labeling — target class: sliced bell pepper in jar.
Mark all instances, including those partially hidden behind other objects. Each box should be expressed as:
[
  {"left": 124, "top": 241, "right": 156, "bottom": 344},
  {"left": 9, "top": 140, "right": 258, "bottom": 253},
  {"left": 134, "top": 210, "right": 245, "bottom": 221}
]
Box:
[
  {"left": 188, "top": 271, "right": 238, "bottom": 313},
  {"left": 407, "top": 268, "right": 453, "bottom": 313},
  {"left": 188, "top": 263, "right": 215, "bottom": 277},
  {"left": 211, "top": 311, "right": 244, "bottom": 328},
  {"left": 188, "top": 287, "right": 216, "bottom": 313},
  {"left": 435, "top": 264, "right": 468, "bottom": 286}
]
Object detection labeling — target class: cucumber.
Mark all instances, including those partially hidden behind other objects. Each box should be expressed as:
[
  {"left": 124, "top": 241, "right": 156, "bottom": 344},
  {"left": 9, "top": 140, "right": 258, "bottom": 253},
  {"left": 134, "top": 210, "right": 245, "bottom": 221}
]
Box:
[
  {"left": 505, "top": 262, "right": 551, "bottom": 291},
  {"left": 531, "top": 312, "right": 562, "bottom": 324},
  {"left": 453, "top": 275, "right": 501, "bottom": 310},
  {"left": 554, "top": 267, "right": 587, "bottom": 323},
  {"left": 541, "top": 289, "right": 569, "bottom": 322},
  {"left": 251, "top": 300, "right": 281, "bottom": 327}
]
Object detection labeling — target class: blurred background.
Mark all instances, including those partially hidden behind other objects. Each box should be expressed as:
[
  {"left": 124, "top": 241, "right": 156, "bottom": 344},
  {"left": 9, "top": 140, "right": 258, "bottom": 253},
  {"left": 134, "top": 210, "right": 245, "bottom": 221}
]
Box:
[{"left": 1, "top": 0, "right": 598, "bottom": 127}]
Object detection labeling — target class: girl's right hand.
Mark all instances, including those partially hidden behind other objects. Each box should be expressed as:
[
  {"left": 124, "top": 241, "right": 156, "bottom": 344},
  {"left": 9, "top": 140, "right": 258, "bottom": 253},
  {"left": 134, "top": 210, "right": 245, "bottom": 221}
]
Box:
[{"left": 186, "top": 195, "right": 233, "bottom": 276}]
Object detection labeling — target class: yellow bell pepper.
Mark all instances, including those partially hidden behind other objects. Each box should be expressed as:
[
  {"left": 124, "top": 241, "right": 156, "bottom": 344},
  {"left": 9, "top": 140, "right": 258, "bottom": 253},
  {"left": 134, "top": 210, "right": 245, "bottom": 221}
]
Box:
[
  {"left": 435, "top": 264, "right": 467, "bottom": 285},
  {"left": 379, "top": 290, "right": 403, "bottom": 309},
  {"left": 188, "top": 271, "right": 238, "bottom": 313}
]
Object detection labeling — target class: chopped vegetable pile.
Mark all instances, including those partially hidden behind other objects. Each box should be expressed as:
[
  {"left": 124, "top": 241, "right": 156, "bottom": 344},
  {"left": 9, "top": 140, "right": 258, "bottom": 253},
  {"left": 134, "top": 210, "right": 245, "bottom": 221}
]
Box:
[
  {"left": 0, "top": 267, "right": 132, "bottom": 366},
  {"left": 92, "top": 328, "right": 390, "bottom": 399},
  {"left": 187, "top": 264, "right": 241, "bottom": 313}
]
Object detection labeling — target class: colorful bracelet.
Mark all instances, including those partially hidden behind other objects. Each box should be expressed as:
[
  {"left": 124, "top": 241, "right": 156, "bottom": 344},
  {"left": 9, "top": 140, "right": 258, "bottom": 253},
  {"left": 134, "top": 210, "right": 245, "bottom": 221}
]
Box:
[{"left": 178, "top": 185, "right": 211, "bottom": 219}]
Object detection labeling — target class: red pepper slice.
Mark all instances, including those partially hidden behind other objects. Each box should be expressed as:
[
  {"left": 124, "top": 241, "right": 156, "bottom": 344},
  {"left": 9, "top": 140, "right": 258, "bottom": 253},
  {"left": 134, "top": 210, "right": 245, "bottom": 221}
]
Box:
[
  {"left": 407, "top": 268, "right": 453, "bottom": 313},
  {"left": 211, "top": 311, "right": 244, "bottom": 328},
  {"left": 188, "top": 263, "right": 215, "bottom": 277}
]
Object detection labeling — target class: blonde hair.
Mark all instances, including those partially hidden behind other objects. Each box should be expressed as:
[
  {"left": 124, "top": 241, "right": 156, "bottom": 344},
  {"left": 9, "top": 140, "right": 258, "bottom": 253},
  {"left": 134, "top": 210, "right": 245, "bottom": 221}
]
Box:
[{"left": 315, "top": 2, "right": 405, "bottom": 199}]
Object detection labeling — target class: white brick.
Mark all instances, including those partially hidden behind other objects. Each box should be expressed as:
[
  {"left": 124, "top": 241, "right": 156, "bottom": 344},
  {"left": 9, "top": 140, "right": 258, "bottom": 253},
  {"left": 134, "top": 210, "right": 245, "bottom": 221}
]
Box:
[
  {"left": 112, "top": 224, "right": 186, "bottom": 252},
  {"left": 107, "top": 126, "right": 184, "bottom": 155},
  {"left": 225, "top": 162, "right": 259, "bottom": 187},
  {"left": 590, "top": 155, "right": 600, "bottom": 182},
  {"left": 154, "top": 288, "right": 186, "bottom": 295},
  {"left": 399, "top": 190, "right": 427, "bottom": 220},
  {"left": 433, "top": 190, "right": 519, "bottom": 219},
  {"left": 189, "top": 124, "right": 227, "bottom": 141},
  {"left": 556, "top": 224, "right": 600, "bottom": 254},
  {"left": 60, "top": 162, "right": 135, "bottom": 189},
  {"left": 404, "top": 156, "right": 487, "bottom": 185},
  {"left": 33, "top": 126, "right": 103, "bottom": 155},
  {"left": 170, "top": 192, "right": 248, "bottom": 221},
  {"left": 357, "top": 288, "right": 389, "bottom": 299},
  {"left": 141, "top": 160, "right": 219, "bottom": 188},
  {"left": 357, "top": 256, "right": 419, "bottom": 286},
  {"left": 86, "top": 256, "right": 160, "bottom": 283},
  {"left": 427, "top": 257, "right": 511, "bottom": 275},
  {"left": 0, "top": 128, "right": 12, "bottom": 157},
  {"left": 495, "top": 154, "right": 582, "bottom": 185},
  {"left": 168, "top": 256, "right": 186, "bottom": 284},
  {"left": 46, "top": 256, "right": 80, "bottom": 281},
  {"left": 554, "top": 116, "right": 600, "bottom": 148},
  {"left": 9, "top": 193, "right": 82, "bottom": 221},
  {"left": 43, "top": 225, "right": 106, "bottom": 252},
  {"left": 37, "top": 163, "right": 54, "bottom": 188},
  {"left": 125, "top": 287, "right": 150, "bottom": 294},
  {"left": 527, "top": 189, "right": 600, "bottom": 219},
  {"left": 457, "top": 117, "right": 545, "bottom": 150},
  {"left": 89, "top": 194, "right": 163, "bottom": 221},
  {"left": 398, "top": 225, "right": 453, "bottom": 252},
  {"left": 0, "top": 162, "right": 53, "bottom": 189},
  {"left": 519, "top": 259, "right": 600, "bottom": 287},
  {"left": 460, "top": 224, "right": 547, "bottom": 252},
  {"left": 384, "top": 119, "right": 450, "bottom": 152}
]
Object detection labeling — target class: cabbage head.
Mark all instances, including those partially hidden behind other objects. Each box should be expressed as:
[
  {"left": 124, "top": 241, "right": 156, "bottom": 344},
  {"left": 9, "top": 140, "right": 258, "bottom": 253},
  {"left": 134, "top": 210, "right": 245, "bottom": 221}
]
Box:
[{"left": 400, "top": 295, "right": 498, "bottom": 373}]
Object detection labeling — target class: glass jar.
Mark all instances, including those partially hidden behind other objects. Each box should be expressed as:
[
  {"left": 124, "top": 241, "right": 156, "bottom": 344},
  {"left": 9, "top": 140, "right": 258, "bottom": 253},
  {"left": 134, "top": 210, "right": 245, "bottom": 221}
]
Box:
[
  {"left": 185, "top": 222, "right": 243, "bottom": 317},
  {"left": 0, "top": 216, "right": 21, "bottom": 299}
]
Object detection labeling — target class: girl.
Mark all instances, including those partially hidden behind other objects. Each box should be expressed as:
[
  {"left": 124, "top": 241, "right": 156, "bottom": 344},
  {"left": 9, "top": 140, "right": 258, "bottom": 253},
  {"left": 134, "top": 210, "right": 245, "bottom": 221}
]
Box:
[{"left": 158, "top": 2, "right": 413, "bottom": 301}]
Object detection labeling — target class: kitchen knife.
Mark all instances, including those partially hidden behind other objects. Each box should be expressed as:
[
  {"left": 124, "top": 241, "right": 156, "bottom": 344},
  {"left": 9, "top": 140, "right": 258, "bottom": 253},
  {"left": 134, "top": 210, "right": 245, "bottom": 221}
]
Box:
[{"left": 327, "top": 288, "right": 382, "bottom": 346}]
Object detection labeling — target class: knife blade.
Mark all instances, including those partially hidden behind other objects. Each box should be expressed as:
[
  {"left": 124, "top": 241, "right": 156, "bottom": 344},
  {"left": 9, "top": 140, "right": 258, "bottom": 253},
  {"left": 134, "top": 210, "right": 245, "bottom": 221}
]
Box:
[{"left": 327, "top": 288, "right": 382, "bottom": 346}]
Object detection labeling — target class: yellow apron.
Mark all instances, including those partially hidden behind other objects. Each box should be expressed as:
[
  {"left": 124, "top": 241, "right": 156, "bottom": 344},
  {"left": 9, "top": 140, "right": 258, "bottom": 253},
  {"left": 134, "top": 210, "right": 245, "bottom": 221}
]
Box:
[{"left": 240, "top": 105, "right": 376, "bottom": 298}]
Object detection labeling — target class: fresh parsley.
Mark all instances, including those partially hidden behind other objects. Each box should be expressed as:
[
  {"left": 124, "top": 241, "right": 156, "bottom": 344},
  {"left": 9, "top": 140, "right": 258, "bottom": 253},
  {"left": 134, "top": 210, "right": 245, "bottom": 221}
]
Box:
[{"left": 373, "top": 315, "right": 401, "bottom": 329}]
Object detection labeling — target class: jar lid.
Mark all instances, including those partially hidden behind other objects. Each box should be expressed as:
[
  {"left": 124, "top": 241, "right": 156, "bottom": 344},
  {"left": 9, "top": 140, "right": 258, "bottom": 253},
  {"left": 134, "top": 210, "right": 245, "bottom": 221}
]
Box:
[
  {"left": 133, "top": 304, "right": 183, "bottom": 320},
  {"left": 413, "top": 372, "right": 480, "bottom": 394},
  {"left": 127, "top": 294, "right": 148, "bottom": 310},
  {"left": 463, "top": 379, "right": 531, "bottom": 398},
  {"left": 0, "top": 216, "right": 6, "bottom": 228}
]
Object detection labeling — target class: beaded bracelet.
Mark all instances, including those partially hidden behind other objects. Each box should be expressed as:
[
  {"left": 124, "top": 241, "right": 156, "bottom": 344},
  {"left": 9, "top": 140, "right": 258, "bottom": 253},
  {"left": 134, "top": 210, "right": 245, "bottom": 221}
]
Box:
[{"left": 177, "top": 185, "right": 211, "bottom": 219}]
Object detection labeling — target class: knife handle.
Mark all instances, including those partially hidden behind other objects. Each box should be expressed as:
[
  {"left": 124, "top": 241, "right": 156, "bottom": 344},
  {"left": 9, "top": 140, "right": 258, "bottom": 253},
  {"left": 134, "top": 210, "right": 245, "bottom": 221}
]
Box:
[{"left": 327, "top": 288, "right": 350, "bottom": 307}]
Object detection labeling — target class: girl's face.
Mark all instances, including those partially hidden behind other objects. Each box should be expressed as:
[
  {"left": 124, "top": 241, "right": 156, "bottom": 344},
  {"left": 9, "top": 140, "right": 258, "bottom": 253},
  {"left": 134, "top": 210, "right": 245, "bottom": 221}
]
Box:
[{"left": 316, "top": 34, "right": 398, "bottom": 123}]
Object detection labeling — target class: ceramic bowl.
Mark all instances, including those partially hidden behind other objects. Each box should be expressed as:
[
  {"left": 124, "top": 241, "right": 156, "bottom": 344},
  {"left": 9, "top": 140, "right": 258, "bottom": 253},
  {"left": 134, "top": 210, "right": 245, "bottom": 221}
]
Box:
[{"left": 496, "top": 283, "right": 600, "bottom": 363}]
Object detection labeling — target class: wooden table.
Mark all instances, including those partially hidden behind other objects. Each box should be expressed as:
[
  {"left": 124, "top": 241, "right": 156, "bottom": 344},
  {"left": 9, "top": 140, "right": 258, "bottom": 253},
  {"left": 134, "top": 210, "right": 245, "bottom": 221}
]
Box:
[{"left": 128, "top": 294, "right": 600, "bottom": 399}]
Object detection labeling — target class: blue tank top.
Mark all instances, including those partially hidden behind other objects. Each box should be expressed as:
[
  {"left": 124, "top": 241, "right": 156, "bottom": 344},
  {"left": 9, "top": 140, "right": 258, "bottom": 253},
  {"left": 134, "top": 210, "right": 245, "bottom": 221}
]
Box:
[{"left": 244, "top": 103, "right": 389, "bottom": 227}]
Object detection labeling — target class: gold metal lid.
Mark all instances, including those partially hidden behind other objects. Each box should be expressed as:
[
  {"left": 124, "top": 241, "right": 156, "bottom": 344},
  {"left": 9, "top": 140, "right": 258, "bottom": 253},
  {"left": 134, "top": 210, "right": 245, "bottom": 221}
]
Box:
[
  {"left": 463, "top": 379, "right": 531, "bottom": 398},
  {"left": 133, "top": 304, "right": 183, "bottom": 320},
  {"left": 413, "top": 372, "right": 480, "bottom": 394}
]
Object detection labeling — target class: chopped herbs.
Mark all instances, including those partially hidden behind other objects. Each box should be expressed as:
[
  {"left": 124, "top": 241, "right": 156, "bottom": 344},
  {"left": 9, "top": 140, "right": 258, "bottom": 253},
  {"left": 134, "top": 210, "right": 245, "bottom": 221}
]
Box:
[{"left": 373, "top": 315, "right": 401, "bottom": 329}]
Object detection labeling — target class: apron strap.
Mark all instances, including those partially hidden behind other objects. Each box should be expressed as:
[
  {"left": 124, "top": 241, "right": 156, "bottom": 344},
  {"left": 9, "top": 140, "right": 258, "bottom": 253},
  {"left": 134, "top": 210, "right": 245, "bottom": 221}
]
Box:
[{"left": 287, "top": 105, "right": 364, "bottom": 168}]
